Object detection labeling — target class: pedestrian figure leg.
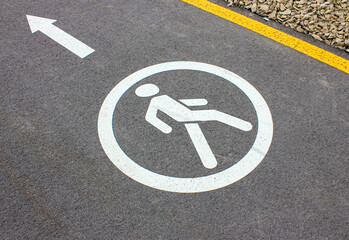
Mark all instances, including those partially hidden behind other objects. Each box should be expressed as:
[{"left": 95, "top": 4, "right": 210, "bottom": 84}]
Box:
[
  {"left": 191, "top": 110, "right": 252, "bottom": 131},
  {"left": 184, "top": 123, "right": 217, "bottom": 169}
]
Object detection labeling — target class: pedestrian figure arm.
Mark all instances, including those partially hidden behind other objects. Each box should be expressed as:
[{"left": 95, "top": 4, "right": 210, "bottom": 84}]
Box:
[
  {"left": 179, "top": 99, "right": 208, "bottom": 106},
  {"left": 145, "top": 106, "right": 172, "bottom": 134}
]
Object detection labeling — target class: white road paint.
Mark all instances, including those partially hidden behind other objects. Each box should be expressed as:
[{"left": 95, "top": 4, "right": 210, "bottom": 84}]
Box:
[
  {"left": 26, "top": 15, "right": 95, "bottom": 58},
  {"left": 184, "top": 123, "right": 217, "bottom": 169},
  {"left": 135, "top": 84, "right": 160, "bottom": 97},
  {"left": 140, "top": 92, "right": 252, "bottom": 134},
  {"left": 98, "top": 61, "right": 273, "bottom": 193},
  {"left": 179, "top": 99, "right": 208, "bottom": 106},
  {"left": 136, "top": 84, "right": 252, "bottom": 166}
]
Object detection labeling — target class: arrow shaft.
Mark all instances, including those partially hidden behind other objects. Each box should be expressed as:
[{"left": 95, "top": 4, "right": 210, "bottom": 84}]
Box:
[{"left": 40, "top": 24, "right": 94, "bottom": 58}]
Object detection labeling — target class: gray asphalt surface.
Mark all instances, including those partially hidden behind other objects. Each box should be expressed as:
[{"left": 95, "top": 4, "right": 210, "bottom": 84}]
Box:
[{"left": 1, "top": 0, "right": 348, "bottom": 239}]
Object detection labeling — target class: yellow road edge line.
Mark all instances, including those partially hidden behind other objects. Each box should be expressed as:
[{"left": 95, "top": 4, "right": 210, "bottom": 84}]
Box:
[{"left": 180, "top": 0, "right": 349, "bottom": 75}]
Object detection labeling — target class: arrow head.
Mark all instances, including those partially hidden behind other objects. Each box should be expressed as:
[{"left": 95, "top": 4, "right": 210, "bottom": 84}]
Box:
[{"left": 26, "top": 15, "right": 57, "bottom": 33}]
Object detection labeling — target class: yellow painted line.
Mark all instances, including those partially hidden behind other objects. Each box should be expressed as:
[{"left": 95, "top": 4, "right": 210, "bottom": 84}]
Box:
[{"left": 180, "top": 0, "right": 349, "bottom": 75}]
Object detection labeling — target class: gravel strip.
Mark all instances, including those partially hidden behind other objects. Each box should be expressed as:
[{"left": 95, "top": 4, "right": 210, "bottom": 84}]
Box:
[{"left": 224, "top": 0, "right": 348, "bottom": 53}]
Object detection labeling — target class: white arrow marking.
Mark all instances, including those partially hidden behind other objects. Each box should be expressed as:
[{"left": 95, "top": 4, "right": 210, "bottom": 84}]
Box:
[{"left": 26, "top": 15, "right": 95, "bottom": 58}]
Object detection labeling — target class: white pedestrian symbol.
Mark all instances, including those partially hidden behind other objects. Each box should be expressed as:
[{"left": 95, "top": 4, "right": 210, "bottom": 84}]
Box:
[
  {"left": 98, "top": 61, "right": 273, "bottom": 193},
  {"left": 135, "top": 83, "right": 253, "bottom": 169}
]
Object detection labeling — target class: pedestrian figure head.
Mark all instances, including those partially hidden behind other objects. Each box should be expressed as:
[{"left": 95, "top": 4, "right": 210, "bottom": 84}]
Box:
[{"left": 135, "top": 84, "right": 159, "bottom": 97}]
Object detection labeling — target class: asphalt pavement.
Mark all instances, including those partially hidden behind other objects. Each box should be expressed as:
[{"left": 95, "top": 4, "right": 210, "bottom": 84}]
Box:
[{"left": 1, "top": 0, "right": 348, "bottom": 239}]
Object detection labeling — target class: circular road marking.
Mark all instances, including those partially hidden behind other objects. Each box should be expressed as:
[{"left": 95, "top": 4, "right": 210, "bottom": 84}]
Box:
[{"left": 98, "top": 61, "right": 273, "bottom": 193}]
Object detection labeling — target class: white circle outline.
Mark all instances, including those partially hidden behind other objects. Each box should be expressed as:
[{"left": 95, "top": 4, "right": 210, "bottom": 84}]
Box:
[{"left": 98, "top": 61, "right": 273, "bottom": 193}]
